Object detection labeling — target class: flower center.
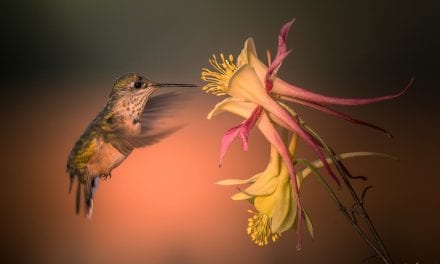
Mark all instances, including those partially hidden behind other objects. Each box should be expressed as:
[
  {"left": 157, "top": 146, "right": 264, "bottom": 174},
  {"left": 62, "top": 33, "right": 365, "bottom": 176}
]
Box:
[
  {"left": 201, "top": 53, "right": 237, "bottom": 96},
  {"left": 247, "top": 210, "right": 280, "bottom": 246}
]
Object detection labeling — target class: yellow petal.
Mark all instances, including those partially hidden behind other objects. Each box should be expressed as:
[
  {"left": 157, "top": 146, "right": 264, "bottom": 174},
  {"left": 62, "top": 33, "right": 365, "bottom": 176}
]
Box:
[
  {"left": 287, "top": 132, "right": 298, "bottom": 158},
  {"left": 237, "top": 38, "right": 258, "bottom": 67},
  {"left": 216, "top": 172, "right": 262, "bottom": 186},
  {"left": 254, "top": 192, "right": 276, "bottom": 216},
  {"left": 243, "top": 171, "right": 278, "bottom": 196},
  {"left": 236, "top": 38, "right": 269, "bottom": 84},
  {"left": 228, "top": 65, "right": 269, "bottom": 103},
  {"left": 271, "top": 175, "right": 294, "bottom": 233},
  {"left": 276, "top": 187, "right": 297, "bottom": 234},
  {"left": 231, "top": 191, "right": 254, "bottom": 200},
  {"left": 207, "top": 97, "right": 255, "bottom": 119},
  {"left": 216, "top": 179, "right": 253, "bottom": 185},
  {"left": 265, "top": 143, "right": 281, "bottom": 176}
]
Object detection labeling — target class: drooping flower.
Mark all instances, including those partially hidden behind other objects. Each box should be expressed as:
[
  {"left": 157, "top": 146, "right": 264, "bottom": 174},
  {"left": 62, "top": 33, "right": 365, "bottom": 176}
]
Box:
[
  {"left": 218, "top": 135, "right": 392, "bottom": 246},
  {"left": 208, "top": 96, "right": 306, "bottom": 248},
  {"left": 217, "top": 132, "right": 304, "bottom": 246}
]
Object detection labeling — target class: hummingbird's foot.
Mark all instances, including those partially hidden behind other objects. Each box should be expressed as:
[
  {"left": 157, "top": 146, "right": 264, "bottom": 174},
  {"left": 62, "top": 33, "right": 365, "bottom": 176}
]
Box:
[{"left": 101, "top": 173, "right": 112, "bottom": 180}]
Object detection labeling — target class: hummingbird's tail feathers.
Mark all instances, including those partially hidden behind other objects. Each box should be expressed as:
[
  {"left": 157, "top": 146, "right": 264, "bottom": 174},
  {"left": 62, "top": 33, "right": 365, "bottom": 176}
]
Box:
[
  {"left": 69, "top": 173, "right": 74, "bottom": 194},
  {"left": 72, "top": 175, "right": 99, "bottom": 217},
  {"left": 86, "top": 200, "right": 93, "bottom": 219},
  {"left": 75, "top": 176, "right": 81, "bottom": 214},
  {"left": 83, "top": 176, "right": 99, "bottom": 218}
]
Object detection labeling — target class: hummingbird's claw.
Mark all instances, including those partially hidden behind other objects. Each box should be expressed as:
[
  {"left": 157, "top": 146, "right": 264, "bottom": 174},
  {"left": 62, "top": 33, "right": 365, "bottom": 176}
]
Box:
[{"left": 101, "top": 173, "right": 112, "bottom": 180}]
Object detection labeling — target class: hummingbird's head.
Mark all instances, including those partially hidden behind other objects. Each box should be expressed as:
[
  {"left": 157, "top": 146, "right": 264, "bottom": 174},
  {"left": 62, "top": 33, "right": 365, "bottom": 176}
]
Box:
[
  {"left": 110, "top": 73, "right": 151, "bottom": 98},
  {"left": 110, "top": 73, "right": 197, "bottom": 98}
]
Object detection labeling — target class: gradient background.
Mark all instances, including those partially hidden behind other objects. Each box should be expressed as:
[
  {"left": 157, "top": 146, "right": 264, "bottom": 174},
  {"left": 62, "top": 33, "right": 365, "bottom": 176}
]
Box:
[{"left": 1, "top": 1, "right": 439, "bottom": 263}]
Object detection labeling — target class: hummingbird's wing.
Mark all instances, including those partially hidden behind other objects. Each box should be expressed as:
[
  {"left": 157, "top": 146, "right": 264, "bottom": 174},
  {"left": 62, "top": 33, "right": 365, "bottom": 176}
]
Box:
[
  {"left": 109, "top": 90, "right": 192, "bottom": 155},
  {"left": 140, "top": 89, "right": 190, "bottom": 132},
  {"left": 110, "top": 126, "right": 184, "bottom": 155}
]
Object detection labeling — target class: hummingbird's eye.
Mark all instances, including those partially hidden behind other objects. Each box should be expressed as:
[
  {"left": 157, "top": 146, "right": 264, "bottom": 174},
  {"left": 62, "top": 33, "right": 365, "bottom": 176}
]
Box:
[{"left": 134, "top": 81, "right": 143, "bottom": 89}]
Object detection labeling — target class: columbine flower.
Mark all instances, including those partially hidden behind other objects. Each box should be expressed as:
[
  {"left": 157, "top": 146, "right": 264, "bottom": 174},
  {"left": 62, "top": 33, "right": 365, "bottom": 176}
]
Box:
[
  {"left": 217, "top": 134, "right": 303, "bottom": 246},
  {"left": 218, "top": 132, "right": 389, "bottom": 246},
  {"left": 202, "top": 19, "right": 411, "bottom": 249},
  {"left": 202, "top": 19, "right": 411, "bottom": 165}
]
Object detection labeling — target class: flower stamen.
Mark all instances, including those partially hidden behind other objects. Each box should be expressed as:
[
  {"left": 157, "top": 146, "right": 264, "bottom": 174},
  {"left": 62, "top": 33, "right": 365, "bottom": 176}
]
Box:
[
  {"left": 246, "top": 210, "right": 280, "bottom": 246},
  {"left": 201, "top": 53, "right": 237, "bottom": 96}
]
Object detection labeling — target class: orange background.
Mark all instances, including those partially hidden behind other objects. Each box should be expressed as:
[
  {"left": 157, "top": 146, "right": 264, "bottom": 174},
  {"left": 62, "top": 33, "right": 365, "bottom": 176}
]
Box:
[{"left": 2, "top": 1, "right": 439, "bottom": 263}]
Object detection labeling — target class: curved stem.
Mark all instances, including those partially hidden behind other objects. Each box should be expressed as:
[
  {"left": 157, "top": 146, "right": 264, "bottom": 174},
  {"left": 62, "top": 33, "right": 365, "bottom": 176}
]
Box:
[
  {"left": 279, "top": 102, "right": 394, "bottom": 263},
  {"left": 280, "top": 103, "right": 393, "bottom": 263},
  {"left": 297, "top": 159, "right": 390, "bottom": 263},
  {"left": 302, "top": 123, "right": 393, "bottom": 264}
]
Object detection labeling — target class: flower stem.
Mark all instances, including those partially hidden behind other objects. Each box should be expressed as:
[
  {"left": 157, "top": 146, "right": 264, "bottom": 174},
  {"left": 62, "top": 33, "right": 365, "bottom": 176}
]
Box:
[
  {"left": 302, "top": 123, "right": 393, "bottom": 264},
  {"left": 297, "top": 159, "right": 389, "bottom": 263}
]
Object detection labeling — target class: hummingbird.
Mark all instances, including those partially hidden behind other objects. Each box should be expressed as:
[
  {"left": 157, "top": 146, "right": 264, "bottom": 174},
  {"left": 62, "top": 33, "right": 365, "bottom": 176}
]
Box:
[{"left": 66, "top": 73, "right": 196, "bottom": 218}]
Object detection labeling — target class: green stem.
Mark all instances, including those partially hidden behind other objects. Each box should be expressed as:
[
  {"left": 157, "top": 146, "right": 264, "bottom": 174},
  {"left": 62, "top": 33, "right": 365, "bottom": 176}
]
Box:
[
  {"left": 279, "top": 101, "right": 393, "bottom": 263},
  {"left": 296, "top": 159, "right": 389, "bottom": 263},
  {"left": 302, "top": 123, "right": 393, "bottom": 264}
]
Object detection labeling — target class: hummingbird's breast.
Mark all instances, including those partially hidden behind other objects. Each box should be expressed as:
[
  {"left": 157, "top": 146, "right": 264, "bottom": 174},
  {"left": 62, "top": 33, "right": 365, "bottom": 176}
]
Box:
[
  {"left": 87, "top": 137, "right": 127, "bottom": 177},
  {"left": 67, "top": 128, "right": 128, "bottom": 178}
]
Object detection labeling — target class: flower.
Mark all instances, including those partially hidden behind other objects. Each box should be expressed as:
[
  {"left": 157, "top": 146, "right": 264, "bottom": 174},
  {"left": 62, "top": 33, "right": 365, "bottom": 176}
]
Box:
[
  {"left": 202, "top": 20, "right": 412, "bottom": 169},
  {"left": 209, "top": 95, "right": 306, "bottom": 248},
  {"left": 203, "top": 21, "right": 313, "bottom": 248},
  {"left": 202, "top": 19, "right": 411, "bottom": 249},
  {"left": 217, "top": 139, "right": 391, "bottom": 246},
  {"left": 217, "top": 133, "right": 304, "bottom": 246}
]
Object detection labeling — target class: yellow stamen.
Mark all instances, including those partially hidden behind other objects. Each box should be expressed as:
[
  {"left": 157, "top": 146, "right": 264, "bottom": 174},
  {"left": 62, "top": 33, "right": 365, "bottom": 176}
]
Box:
[
  {"left": 247, "top": 210, "right": 280, "bottom": 246},
  {"left": 201, "top": 53, "right": 237, "bottom": 96}
]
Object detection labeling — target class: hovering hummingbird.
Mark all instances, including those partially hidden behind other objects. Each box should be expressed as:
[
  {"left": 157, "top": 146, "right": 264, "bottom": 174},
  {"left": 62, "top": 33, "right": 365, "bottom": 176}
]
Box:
[{"left": 66, "top": 73, "right": 196, "bottom": 218}]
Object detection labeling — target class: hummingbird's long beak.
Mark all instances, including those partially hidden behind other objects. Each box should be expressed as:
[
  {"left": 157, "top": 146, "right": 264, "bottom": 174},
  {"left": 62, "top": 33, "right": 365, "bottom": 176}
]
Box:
[{"left": 152, "top": 83, "right": 197, "bottom": 88}]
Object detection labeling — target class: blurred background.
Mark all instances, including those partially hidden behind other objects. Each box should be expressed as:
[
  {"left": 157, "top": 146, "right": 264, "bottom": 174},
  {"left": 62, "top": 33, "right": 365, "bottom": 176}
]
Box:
[{"left": 1, "top": 0, "right": 438, "bottom": 263}]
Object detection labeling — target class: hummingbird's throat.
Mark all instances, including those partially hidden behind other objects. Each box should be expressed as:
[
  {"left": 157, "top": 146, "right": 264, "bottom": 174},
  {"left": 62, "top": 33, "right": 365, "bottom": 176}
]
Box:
[{"left": 119, "top": 92, "right": 150, "bottom": 122}]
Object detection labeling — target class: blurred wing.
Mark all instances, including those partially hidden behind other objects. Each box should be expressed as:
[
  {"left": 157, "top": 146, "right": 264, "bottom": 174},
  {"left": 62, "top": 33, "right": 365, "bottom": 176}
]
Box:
[
  {"left": 110, "top": 89, "right": 193, "bottom": 155},
  {"left": 140, "top": 89, "right": 192, "bottom": 131}
]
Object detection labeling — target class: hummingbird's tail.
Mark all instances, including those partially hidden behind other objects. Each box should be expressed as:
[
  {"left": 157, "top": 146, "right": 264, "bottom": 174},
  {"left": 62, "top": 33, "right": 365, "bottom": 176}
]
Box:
[
  {"left": 75, "top": 177, "right": 81, "bottom": 214},
  {"left": 84, "top": 176, "right": 99, "bottom": 218},
  {"left": 73, "top": 175, "right": 99, "bottom": 218}
]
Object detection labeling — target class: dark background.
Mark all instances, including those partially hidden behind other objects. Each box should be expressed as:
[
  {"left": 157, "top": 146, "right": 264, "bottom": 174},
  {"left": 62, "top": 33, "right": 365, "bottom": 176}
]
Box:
[{"left": 1, "top": 0, "right": 439, "bottom": 263}]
